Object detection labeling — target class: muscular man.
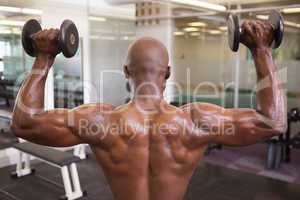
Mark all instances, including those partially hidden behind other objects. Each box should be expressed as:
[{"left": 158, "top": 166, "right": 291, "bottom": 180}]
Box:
[{"left": 11, "top": 20, "right": 285, "bottom": 200}]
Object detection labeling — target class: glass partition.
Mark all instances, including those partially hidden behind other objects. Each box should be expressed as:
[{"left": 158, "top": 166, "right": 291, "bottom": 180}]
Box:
[
  {"left": 53, "top": 40, "right": 84, "bottom": 108},
  {"left": 172, "top": 25, "right": 232, "bottom": 107},
  {"left": 0, "top": 20, "right": 39, "bottom": 111},
  {"left": 235, "top": 17, "right": 300, "bottom": 110},
  {"left": 87, "top": 1, "right": 300, "bottom": 110},
  {"left": 88, "top": 12, "right": 136, "bottom": 106},
  {"left": 280, "top": 31, "right": 300, "bottom": 110}
]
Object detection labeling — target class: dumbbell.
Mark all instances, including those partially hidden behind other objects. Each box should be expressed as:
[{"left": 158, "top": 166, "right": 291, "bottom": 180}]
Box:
[
  {"left": 288, "top": 108, "right": 300, "bottom": 122},
  {"left": 227, "top": 10, "right": 284, "bottom": 52},
  {"left": 22, "top": 19, "right": 79, "bottom": 58}
]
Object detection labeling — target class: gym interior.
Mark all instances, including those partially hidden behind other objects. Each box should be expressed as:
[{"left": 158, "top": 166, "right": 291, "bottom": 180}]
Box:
[{"left": 0, "top": 0, "right": 299, "bottom": 199}]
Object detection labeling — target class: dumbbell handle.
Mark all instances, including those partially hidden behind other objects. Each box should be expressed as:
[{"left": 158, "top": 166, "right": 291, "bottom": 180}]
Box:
[
  {"left": 22, "top": 19, "right": 78, "bottom": 58},
  {"left": 29, "top": 32, "right": 63, "bottom": 51},
  {"left": 239, "top": 22, "right": 275, "bottom": 35}
]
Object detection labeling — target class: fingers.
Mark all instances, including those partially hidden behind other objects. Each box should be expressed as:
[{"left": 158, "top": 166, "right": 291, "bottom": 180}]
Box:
[
  {"left": 243, "top": 20, "right": 254, "bottom": 36},
  {"left": 48, "top": 28, "right": 59, "bottom": 41},
  {"left": 243, "top": 20, "right": 266, "bottom": 37},
  {"left": 252, "top": 21, "right": 263, "bottom": 37},
  {"left": 256, "top": 20, "right": 266, "bottom": 29},
  {"left": 31, "top": 28, "right": 59, "bottom": 41}
]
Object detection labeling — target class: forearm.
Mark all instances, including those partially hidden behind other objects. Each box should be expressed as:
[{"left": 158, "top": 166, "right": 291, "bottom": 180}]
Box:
[
  {"left": 12, "top": 55, "right": 54, "bottom": 128},
  {"left": 252, "top": 47, "right": 285, "bottom": 130}
]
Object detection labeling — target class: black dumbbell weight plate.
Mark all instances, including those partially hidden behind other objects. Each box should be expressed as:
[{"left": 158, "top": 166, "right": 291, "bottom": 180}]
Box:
[
  {"left": 228, "top": 14, "right": 240, "bottom": 52},
  {"left": 22, "top": 19, "right": 42, "bottom": 57},
  {"left": 59, "top": 20, "right": 79, "bottom": 58},
  {"left": 269, "top": 10, "right": 284, "bottom": 49}
]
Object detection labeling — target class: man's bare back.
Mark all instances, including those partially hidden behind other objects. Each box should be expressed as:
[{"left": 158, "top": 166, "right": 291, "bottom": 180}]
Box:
[
  {"left": 75, "top": 102, "right": 206, "bottom": 200},
  {"left": 11, "top": 20, "right": 285, "bottom": 200}
]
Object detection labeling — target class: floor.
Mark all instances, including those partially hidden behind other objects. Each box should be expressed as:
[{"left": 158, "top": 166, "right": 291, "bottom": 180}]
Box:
[
  {"left": 204, "top": 144, "right": 300, "bottom": 184},
  {"left": 0, "top": 152, "right": 299, "bottom": 200}
]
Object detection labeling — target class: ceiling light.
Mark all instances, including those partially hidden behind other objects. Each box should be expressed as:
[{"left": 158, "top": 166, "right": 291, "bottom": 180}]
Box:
[
  {"left": 283, "top": 7, "right": 300, "bottom": 14},
  {"left": 183, "top": 27, "right": 199, "bottom": 32},
  {"left": 190, "top": 32, "right": 200, "bottom": 36},
  {"left": 0, "top": 6, "right": 21, "bottom": 13},
  {"left": 100, "top": 36, "right": 116, "bottom": 40},
  {"left": 187, "top": 21, "right": 207, "bottom": 27},
  {"left": 22, "top": 8, "right": 43, "bottom": 15},
  {"left": 219, "top": 26, "right": 227, "bottom": 31},
  {"left": 284, "top": 20, "right": 300, "bottom": 28},
  {"left": 12, "top": 29, "right": 21, "bottom": 34},
  {"left": 122, "top": 36, "right": 135, "bottom": 40},
  {"left": 89, "top": 16, "right": 106, "bottom": 22},
  {"left": 168, "top": 0, "right": 226, "bottom": 12},
  {"left": 0, "top": 6, "right": 42, "bottom": 15},
  {"left": 256, "top": 15, "right": 269, "bottom": 20},
  {"left": 90, "top": 35, "right": 99, "bottom": 40},
  {"left": 209, "top": 30, "right": 222, "bottom": 35},
  {"left": 0, "top": 20, "right": 25, "bottom": 26},
  {"left": 0, "top": 30, "right": 11, "bottom": 34},
  {"left": 173, "top": 31, "right": 185, "bottom": 36}
]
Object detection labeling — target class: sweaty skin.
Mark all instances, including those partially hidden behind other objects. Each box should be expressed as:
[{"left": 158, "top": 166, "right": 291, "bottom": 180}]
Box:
[{"left": 12, "top": 21, "right": 285, "bottom": 200}]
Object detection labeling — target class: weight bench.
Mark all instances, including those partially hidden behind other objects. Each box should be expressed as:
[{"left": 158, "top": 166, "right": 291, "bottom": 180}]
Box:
[
  {"left": 11, "top": 142, "right": 87, "bottom": 200},
  {"left": 0, "top": 131, "right": 18, "bottom": 150}
]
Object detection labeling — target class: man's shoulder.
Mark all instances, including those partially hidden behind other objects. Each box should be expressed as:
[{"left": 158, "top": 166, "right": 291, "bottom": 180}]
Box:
[
  {"left": 180, "top": 102, "right": 222, "bottom": 113},
  {"left": 70, "top": 103, "right": 116, "bottom": 119}
]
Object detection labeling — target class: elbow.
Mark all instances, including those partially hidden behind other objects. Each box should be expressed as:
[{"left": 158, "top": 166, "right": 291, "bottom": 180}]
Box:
[
  {"left": 10, "top": 121, "right": 31, "bottom": 139},
  {"left": 262, "top": 113, "right": 287, "bottom": 136},
  {"left": 267, "top": 117, "right": 286, "bottom": 136},
  {"left": 11, "top": 114, "right": 35, "bottom": 133},
  {"left": 273, "top": 120, "right": 287, "bottom": 135},
  {"left": 10, "top": 123, "right": 25, "bottom": 138}
]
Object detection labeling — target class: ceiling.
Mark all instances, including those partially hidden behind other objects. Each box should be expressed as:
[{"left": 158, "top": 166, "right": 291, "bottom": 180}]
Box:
[
  {"left": 168, "top": 0, "right": 300, "bottom": 35},
  {"left": 210, "top": 0, "right": 287, "bottom": 4},
  {"left": 0, "top": 0, "right": 298, "bottom": 34}
]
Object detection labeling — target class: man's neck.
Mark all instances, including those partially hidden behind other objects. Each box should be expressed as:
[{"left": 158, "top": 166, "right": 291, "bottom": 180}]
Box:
[{"left": 131, "top": 96, "right": 165, "bottom": 113}]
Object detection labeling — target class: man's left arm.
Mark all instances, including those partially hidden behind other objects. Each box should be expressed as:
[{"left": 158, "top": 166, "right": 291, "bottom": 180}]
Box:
[{"left": 182, "top": 20, "right": 286, "bottom": 147}]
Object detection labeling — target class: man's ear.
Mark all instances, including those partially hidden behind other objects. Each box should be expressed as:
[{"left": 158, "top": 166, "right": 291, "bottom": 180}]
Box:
[
  {"left": 124, "top": 65, "right": 130, "bottom": 79},
  {"left": 165, "top": 66, "right": 171, "bottom": 80}
]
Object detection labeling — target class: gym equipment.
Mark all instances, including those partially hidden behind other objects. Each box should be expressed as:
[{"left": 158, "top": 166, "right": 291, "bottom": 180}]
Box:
[
  {"left": 12, "top": 142, "right": 87, "bottom": 200},
  {"left": 291, "top": 133, "right": 300, "bottom": 149},
  {"left": 288, "top": 107, "right": 300, "bottom": 122},
  {"left": 283, "top": 108, "right": 300, "bottom": 163},
  {"left": 266, "top": 139, "right": 282, "bottom": 170},
  {"left": 227, "top": 10, "right": 284, "bottom": 52},
  {"left": 22, "top": 19, "right": 79, "bottom": 58},
  {"left": 0, "top": 130, "right": 18, "bottom": 150}
]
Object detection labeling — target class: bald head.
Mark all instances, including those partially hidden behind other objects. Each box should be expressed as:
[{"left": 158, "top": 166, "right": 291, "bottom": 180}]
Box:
[
  {"left": 126, "top": 37, "right": 169, "bottom": 69},
  {"left": 124, "top": 37, "right": 170, "bottom": 95}
]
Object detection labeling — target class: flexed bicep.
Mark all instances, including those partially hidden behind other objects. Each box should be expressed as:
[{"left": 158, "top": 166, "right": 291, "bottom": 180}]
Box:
[
  {"left": 181, "top": 102, "right": 285, "bottom": 147},
  {"left": 11, "top": 103, "right": 114, "bottom": 147},
  {"left": 11, "top": 109, "right": 82, "bottom": 147}
]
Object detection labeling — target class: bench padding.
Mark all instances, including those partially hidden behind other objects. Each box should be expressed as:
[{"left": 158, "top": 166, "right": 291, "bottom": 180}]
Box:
[
  {"left": 0, "top": 132, "right": 18, "bottom": 150},
  {"left": 13, "top": 142, "right": 81, "bottom": 166},
  {"left": 0, "top": 110, "right": 12, "bottom": 121}
]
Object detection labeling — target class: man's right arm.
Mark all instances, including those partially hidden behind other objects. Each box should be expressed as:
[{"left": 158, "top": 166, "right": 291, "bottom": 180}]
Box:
[
  {"left": 11, "top": 29, "right": 114, "bottom": 147},
  {"left": 12, "top": 103, "right": 114, "bottom": 147}
]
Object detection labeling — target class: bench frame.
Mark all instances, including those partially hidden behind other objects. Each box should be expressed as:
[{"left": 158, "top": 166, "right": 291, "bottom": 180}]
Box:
[
  {"left": 12, "top": 151, "right": 85, "bottom": 200},
  {"left": 73, "top": 144, "right": 87, "bottom": 160}
]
